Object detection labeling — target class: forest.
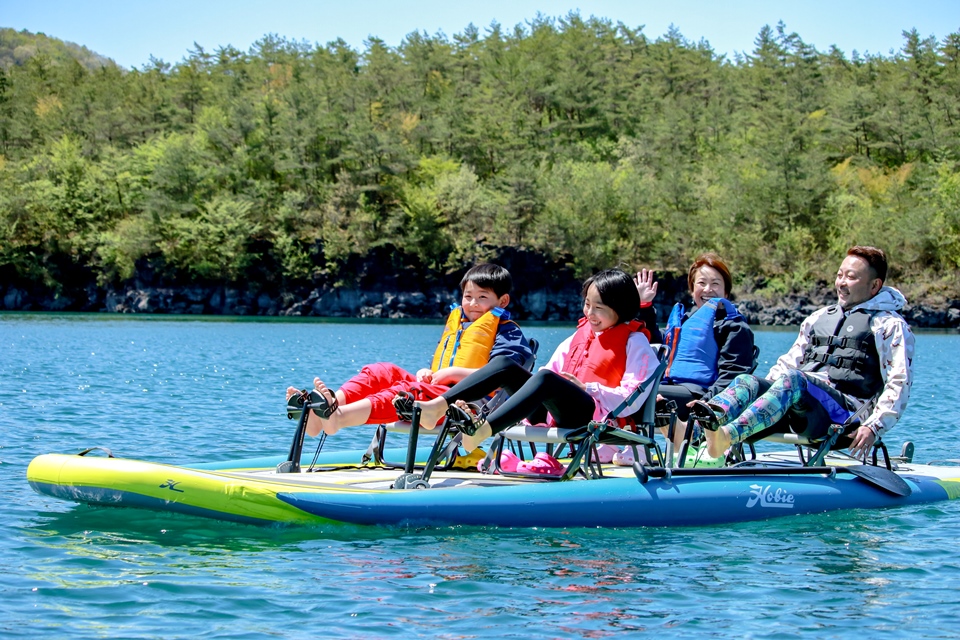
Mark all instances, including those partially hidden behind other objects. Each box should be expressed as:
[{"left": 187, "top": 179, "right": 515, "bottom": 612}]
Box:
[{"left": 1, "top": 17, "right": 959, "bottom": 309}]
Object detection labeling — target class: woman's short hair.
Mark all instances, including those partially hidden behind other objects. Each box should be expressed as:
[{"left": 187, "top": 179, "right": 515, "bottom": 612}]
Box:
[
  {"left": 582, "top": 269, "right": 640, "bottom": 324},
  {"left": 688, "top": 253, "right": 733, "bottom": 297}
]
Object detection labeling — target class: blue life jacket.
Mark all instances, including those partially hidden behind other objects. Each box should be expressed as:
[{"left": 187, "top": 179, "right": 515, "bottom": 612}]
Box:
[{"left": 664, "top": 298, "right": 742, "bottom": 387}]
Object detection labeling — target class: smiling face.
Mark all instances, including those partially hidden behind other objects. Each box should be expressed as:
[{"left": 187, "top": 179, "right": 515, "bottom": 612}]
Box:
[
  {"left": 460, "top": 281, "right": 509, "bottom": 322},
  {"left": 835, "top": 255, "right": 882, "bottom": 310},
  {"left": 691, "top": 265, "right": 727, "bottom": 309},
  {"left": 582, "top": 283, "right": 619, "bottom": 332}
]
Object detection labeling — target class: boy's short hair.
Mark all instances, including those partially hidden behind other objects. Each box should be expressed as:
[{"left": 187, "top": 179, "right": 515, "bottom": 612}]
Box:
[
  {"left": 461, "top": 263, "right": 513, "bottom": 298},
  {"left": 847, "top": 245, "right": 887, "bottom": 283},
  {"left": 581, "top": 268, "right": 640, "bottom": 324}
]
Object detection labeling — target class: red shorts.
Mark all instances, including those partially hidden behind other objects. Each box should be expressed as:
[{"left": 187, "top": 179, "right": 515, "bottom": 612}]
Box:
[{"left": 338, "top": 362, "right": 449, "bottom": 424}]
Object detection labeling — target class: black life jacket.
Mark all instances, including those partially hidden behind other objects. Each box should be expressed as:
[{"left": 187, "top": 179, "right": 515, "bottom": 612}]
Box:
[{"left": 800, "top": 305, "right": 883, "bottom": 400}]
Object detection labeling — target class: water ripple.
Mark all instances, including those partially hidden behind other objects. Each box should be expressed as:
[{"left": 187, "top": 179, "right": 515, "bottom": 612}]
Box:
[{"left": 2, "top": 315, "right": 959, "bottom": 638}]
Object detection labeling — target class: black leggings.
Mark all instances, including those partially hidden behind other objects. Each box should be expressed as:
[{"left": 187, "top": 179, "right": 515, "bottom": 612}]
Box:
[
  {"left": 657, "top": 384, "right": 698, "bottom": 421},
  {"left": 441, "top": 356, "right": 598, "bottom": 435}
]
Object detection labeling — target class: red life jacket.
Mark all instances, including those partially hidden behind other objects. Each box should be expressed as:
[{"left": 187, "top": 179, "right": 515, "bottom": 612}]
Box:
[{"left": 561, "top": 318, "right": 645, "bottom": 385}]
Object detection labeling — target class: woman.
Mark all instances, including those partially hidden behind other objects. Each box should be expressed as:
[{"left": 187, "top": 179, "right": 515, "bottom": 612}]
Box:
[
  {"left": 415, "top": 269, "right": 658, "bottom": 473},
  {"left": 635, "top": 253, "right": 756, "bottom": 426}
]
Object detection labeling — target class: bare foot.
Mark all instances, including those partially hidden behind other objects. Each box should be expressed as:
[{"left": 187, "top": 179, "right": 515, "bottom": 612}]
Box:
[
  {"left": 657, "top": 419, "right": 690, "bottom": 448},
  {"left": 704, "top": 425, "right": 732, "bottom": 459},
  {"left": 415, "top": 398, "right": 449, "bottom": 430},
  {"left": 307, "top": 379, "right": 341, "bottom": 437},
  {"left": 460, "top": 421, "right": 492, "bottom": 453},
  {"left": 449, "top": 400, "right": 492, "bottom": 452}
]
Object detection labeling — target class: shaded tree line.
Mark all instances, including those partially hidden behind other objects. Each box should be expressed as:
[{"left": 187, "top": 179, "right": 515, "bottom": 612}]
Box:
[{"left": 1, "top": 17, "right": 959, "bottom": 305}]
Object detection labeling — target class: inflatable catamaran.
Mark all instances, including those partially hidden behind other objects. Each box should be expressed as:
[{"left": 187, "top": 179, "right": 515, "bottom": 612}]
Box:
[{"left": 27, "top": 358, "right": 960, "bottom": 528}]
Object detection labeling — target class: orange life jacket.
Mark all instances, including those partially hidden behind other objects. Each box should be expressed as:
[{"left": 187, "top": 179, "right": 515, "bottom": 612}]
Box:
[{"left": 430, "top": 306, "right": 509, "bottom": 370}]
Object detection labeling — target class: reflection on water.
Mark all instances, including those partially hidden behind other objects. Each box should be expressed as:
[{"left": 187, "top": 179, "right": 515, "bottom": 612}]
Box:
[{"left": 3, "top": 316, "right": 960, "bottom": 637}]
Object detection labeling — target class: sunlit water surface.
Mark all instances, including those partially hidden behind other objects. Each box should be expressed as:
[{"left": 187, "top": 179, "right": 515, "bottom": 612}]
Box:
[{"left": 2, "top": 314, "right": 959, "bottom": 638}]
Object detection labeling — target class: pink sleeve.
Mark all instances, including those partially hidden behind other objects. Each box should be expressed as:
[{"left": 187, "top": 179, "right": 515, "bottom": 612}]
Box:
[{"left": 541, "top": 334, "right": 574, "bottom": 375}]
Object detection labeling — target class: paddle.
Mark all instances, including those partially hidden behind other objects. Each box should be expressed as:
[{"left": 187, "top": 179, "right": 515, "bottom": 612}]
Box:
[{"left": 837, "top": 464, "right": 912, "bottom": 497}]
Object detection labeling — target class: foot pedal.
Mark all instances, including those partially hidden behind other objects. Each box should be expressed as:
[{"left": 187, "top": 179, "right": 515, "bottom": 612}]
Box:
[{"left": 286, "top": 389, "right": 308, "bottom": 419}]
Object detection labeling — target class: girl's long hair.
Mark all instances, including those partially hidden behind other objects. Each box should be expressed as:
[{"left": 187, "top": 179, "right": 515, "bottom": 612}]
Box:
[{"left": 581, "top": 269, "right": 640, "bottom": 324}]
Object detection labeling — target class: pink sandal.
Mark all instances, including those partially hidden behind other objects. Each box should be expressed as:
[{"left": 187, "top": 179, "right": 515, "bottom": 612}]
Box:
[
  {"left": 591, "top": 443, "right": 618, "bottom": 464},
  {"left": 515, "top": 452, "right": 564, "bottom": 476},
  {"left": 612, "top": 446, "right": 648, "bottom": 466},
  {"left": 478, "top": 449, "right": 520, "bottom": 473}
]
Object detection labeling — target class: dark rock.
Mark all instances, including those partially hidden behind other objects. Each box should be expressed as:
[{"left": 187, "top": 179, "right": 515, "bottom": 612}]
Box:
[
  {"left": 256, "top": 293, "right": 276, "bottom": 315},
  {"left": 947, "top": 308, "right": 960, "bottom": 328},
  {"left": 3, "top": 287, "right": 24, "bottom": 310},
  {"left": 5, "top": 248, "right": 959, "bottom": 329},
  {"left": 183, "top": 287, "right": 208, "bottom": 304}
]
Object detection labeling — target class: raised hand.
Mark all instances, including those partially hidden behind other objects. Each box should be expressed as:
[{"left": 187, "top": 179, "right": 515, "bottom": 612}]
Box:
[{"left": 635, "top": 269, "right": 658, "bottom": 305}]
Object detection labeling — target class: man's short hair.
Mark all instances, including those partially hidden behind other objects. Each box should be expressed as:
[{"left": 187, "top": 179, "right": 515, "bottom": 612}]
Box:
[
  {"left": 461, "top": 263, "right": 513, "bottom": 298},
  {"left": 847, "top": 246, "right": 887, "bottom": 283}
]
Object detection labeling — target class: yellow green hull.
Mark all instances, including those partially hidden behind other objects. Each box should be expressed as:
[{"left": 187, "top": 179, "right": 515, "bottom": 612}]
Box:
[
  {"left": 28, "top": 449, "right": 960, "bottom": 528},
  {"left": 28, "top": 453, "right": 344, "bottom": 524}
]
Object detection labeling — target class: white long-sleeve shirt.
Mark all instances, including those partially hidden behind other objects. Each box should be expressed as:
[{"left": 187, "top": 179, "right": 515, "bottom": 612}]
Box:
[{"left": 767, "top": 286, "right": 915, "bottom": 437}]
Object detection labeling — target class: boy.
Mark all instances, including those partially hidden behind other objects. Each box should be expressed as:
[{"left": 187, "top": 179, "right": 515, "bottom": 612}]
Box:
[{"left": 286, "top": 263, "right": 533, "bottom": 438}]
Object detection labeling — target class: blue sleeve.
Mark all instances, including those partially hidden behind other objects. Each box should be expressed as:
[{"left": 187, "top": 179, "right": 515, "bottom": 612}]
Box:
[{"left": 489, "top": 321, "right": 534, "bottom": 366}]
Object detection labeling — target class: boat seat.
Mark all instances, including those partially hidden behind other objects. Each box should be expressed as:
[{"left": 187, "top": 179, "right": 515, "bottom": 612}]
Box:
[
  {"left": 362, "top": 338, "right": 540, "bottom": 469},
  {"left": 648, "top": 344, "right": 762, "bottom": 460},
  {"left": 478, "top": 348, "right": 669, "bottom": 481},
  {"left": 731, "top": 396, "right": 905, "bottom": 467}
]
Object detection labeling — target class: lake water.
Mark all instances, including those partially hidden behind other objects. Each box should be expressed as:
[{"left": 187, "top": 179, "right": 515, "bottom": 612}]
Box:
[{"left": 2, "top": 314, "right": 959, "bottom": 638}]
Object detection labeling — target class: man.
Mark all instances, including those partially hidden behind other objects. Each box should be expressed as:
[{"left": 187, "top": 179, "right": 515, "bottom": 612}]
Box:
[{"left": 695, "top": 246, "right": 915, "bottom": 461}]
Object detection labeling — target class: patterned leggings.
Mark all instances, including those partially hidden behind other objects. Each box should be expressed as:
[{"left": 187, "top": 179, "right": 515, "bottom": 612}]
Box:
[{"left": 708, "top": 371, "right": 807, "bottom": 444}]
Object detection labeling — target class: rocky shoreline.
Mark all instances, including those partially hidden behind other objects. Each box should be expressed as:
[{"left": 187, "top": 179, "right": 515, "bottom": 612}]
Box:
[{"left": 3, "top": 279, "right": 958, "bottom": 329}]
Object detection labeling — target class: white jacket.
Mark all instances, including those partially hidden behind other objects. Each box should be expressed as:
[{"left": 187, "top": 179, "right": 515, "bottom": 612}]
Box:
[{"left": 768, "top": 286, "right": 915, "bottom": 437}]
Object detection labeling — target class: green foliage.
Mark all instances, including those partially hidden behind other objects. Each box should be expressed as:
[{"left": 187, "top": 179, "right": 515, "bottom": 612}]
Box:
[
  {"left": 924, "top": 162, "right": 960, "bottom": 270},
  {"left": 2, "top": 22, "right": 960, "bottom": 297},
  {"left": 0, "top": 28, "right": 115, "bottom": 71},
  {"left": 159, "top": 195, "right": 261, "bottom": 280},
  {"left": 95, "top": 214, "right": 156, "bottom": 282}
]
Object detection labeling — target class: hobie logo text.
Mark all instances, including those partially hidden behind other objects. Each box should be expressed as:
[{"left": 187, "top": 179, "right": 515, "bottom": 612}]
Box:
[
  {"left": 159, "top": 479, "right": 184, "bottom": 493},
  {"left": 746, "top": 484, "right": 795, "bottom": 509}
]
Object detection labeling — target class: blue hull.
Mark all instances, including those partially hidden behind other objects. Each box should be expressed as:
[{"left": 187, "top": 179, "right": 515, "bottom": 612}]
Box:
[
  {"left": 276, "top": 470, "right": 956, "bottom": 528},
  {"left": 28, "top": 445, "right": 960, "bottom": 528}
]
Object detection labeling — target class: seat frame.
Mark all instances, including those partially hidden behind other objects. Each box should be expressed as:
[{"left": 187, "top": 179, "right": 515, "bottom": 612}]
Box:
[
  {"left": 363, "top": 338, "right": 540, "bottom": 471},
  {"left": 398, "top": 348, "right": 670, "bottom": 485},
  {"left": 728, "top": 397, "right": 913, "bottom": 469}
]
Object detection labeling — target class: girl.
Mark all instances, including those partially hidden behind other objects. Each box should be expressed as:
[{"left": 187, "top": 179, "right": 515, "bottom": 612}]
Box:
[{"left": 415, "top": 269, "right": 658, "bottom": 469}]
